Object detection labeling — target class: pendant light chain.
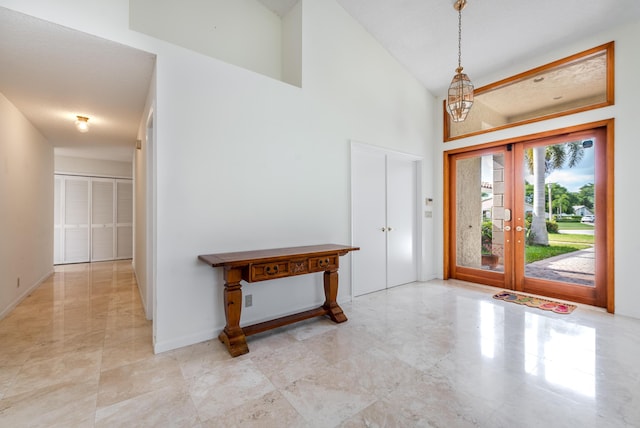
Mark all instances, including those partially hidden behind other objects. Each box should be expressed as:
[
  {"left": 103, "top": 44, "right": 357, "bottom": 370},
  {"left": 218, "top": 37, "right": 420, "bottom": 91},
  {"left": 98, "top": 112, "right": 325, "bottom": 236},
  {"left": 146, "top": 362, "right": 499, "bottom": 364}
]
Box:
[{"left": 457, "top": 7, "right": 462, "bottom": 71}]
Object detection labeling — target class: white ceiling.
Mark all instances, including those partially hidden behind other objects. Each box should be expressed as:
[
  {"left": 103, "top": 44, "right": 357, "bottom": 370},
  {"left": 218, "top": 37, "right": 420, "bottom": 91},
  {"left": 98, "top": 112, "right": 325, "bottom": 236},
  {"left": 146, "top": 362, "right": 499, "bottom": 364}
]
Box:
[
  {"left": 2, "top": 1, "right": 640, "bottom": 162},
  {"left": 0, "top": 7, "right": 156, "bottom": 162},
  {"left": 259, "top": 0, "right": 640, "bottom": 95}
]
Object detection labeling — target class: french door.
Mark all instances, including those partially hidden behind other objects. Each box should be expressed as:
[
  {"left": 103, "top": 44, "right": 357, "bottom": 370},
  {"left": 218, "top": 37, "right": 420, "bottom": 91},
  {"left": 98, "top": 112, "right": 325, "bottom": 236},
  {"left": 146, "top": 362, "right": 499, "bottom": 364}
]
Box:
[{"left": 445, "top": 122, "right": 612, "bottom": 310}]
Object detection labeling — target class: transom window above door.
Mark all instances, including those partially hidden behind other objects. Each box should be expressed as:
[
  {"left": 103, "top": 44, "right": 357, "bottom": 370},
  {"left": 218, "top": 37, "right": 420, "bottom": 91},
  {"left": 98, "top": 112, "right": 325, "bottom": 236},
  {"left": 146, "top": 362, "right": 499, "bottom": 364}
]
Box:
[{"left": 444, "top": 42, "right": 614, "bottom": 141}]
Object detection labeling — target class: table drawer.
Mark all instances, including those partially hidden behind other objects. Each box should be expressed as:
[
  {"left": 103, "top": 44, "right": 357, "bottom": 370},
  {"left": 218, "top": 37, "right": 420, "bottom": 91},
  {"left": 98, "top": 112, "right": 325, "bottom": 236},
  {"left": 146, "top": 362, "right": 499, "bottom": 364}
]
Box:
[
  {"left": 249, "top": 261, "right": 290, "bottom": 282},
  {"left": 308, "top": 254, "right": 338, "bottom": 272}
]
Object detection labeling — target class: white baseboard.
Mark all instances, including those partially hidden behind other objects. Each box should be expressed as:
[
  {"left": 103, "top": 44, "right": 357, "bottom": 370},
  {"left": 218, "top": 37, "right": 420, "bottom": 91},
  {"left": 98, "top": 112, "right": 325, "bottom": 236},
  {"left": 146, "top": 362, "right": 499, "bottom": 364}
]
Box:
[
  {"left": 0, "top": 269, "right": 54, "bottom": 320},
  {"left": 132, "top": 268, "right": 152, "bottom": 321},
  {"left": 421, "top": 273, "right": 439, "bottom": 281},
  {"left": 153, "top": 326, "right": 221, "bottom": 354}
]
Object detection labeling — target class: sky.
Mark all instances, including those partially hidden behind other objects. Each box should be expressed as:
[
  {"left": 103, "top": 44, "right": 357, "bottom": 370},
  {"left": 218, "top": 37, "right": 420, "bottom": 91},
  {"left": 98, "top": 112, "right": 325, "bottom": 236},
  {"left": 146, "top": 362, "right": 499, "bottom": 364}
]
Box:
[
  {"left": 527, "top": 141, "right": 595, "bottom": 193},
  {"left": 480, "top": 141, "right": 596, "bottom": 193}
]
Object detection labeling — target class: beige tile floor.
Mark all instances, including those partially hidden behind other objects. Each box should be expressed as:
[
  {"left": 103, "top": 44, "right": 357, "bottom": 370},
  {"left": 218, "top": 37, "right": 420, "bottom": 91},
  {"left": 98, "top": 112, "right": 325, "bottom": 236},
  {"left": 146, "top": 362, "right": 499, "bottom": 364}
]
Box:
[{"left": 1, "top": 260, "right": 639, "bottom": 427}]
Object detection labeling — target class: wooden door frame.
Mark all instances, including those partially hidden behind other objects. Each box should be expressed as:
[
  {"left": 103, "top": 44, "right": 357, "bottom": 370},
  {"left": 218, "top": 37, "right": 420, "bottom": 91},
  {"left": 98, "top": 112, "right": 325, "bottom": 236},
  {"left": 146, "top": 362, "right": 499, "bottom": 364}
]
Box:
[{"left": 443, "top": 119, "right": 614, "bottom": 313}]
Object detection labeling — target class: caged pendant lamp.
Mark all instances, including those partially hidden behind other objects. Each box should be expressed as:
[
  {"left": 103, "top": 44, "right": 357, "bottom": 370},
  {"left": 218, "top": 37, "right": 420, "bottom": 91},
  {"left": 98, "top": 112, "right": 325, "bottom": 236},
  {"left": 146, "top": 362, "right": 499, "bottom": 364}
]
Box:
[{"left": 447, "top": 0, "right": 473, "bottom": 122}]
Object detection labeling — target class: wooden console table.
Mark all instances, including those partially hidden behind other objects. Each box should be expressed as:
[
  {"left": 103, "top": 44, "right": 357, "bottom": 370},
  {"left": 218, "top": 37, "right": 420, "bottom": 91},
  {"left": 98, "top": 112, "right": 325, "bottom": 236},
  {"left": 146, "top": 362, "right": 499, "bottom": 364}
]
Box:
[{"left": 198, "top": 244, "right": 359, "bottom": 357}]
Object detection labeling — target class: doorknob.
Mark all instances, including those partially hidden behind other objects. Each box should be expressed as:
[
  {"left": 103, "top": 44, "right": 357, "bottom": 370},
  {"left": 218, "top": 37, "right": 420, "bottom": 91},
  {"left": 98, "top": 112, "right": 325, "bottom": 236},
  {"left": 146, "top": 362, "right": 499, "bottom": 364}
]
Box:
[
  {"left": 380, "top": 227, "right": 386, "bottom": 232},
  {"left": 387, "top": 227, "right": 393, "bottom": 232},
  {"left": 515, "top": 226, "right": 524, "bottom": 232},
  {"left": 504, "top": 226, "right": 511, "bottom": 231}
]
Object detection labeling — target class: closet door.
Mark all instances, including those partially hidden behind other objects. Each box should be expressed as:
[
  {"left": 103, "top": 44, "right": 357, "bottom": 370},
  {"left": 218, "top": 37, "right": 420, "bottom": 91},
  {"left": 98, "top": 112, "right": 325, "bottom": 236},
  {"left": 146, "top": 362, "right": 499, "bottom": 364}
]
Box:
[
  {"left": 352, "top": 145, "right": 419, "bottom": 296},
  {"left": 91, "top": 178, "right": 115, "bottom": 261},
  {"left": 352, "top": 148, "right": 387, "bottom": 295},
  {"left": 53, "top": 176, "right": 63, "bottom": 264},
  {"left": 115, "top": 180, "right": 133, "bottom": 259},
  {"left": 387, "top": 157, "right": 417, "bottom": 287},
  {"left": 63, "top": 177, "right": 90, "bottom": 263}
]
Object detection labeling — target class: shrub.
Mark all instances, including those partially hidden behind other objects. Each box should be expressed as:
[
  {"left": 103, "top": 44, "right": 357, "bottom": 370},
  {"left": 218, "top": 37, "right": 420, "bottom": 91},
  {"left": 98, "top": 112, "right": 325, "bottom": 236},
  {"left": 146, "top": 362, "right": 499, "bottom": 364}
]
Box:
[
  {"left": 481, "top": 220, "right": 493, "bottom": 254},
  {"left": 546, "top": 221, "right": 559, "bottom": 233}
]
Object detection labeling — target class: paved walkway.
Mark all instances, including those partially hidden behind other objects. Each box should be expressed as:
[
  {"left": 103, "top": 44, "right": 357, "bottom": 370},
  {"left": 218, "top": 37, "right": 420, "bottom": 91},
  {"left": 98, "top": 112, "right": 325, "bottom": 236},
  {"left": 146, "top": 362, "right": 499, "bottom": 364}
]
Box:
[{"left": 525, "top": 246, "right": 595, "bottom": 286}]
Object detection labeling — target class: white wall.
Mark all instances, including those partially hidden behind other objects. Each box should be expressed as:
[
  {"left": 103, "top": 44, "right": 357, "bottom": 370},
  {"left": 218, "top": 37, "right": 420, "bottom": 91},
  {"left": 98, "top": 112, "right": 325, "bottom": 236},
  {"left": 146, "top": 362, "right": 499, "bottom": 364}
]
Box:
[
  {"left": 152, "top": 0, "right": 436, "bottom": 351},
  {"left": 0, "top": 92, "right": 54, "bottom": 319},
  {"left": 435, "top": 18, "right": 640, "bottom": 319},
  {"left": 134, "top": 66, "right": 157, "bottom": 321},
  {"left": 282, "top": 0, "right": 302, "bottom": 87},
  {"left": 129, "top": 0, "right": 283, "bottom": 81},
  {"left": 54, "top": 155, "right": 132, "bottom": 178}
]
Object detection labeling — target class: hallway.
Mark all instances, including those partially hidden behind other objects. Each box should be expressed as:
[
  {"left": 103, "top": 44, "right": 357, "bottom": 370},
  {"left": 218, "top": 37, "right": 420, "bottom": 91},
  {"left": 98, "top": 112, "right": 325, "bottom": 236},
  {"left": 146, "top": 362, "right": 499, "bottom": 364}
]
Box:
[{"left": 1, "top": 261, "right": 639, "bottom": 426}]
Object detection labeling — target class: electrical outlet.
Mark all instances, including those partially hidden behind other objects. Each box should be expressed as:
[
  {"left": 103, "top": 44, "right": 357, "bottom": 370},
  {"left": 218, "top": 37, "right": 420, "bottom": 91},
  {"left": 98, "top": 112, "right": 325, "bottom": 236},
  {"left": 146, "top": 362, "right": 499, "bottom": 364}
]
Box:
[
  {"left": 17, "top": 277, "right": 20, "bottom": 288},
  {"left": 245, "top": 294, "right": 253, "bottom": 307}
]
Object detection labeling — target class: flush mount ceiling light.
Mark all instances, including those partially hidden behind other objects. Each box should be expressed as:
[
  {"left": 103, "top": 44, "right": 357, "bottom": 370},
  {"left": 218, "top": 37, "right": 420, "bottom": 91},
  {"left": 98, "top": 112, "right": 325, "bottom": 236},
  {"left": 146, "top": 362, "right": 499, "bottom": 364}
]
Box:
[
  {"left": 446, "top": 0, "right": 474, "bottom": 122},
  {"left": 75, "top": 115, "right": 90, "bottom": 133}
]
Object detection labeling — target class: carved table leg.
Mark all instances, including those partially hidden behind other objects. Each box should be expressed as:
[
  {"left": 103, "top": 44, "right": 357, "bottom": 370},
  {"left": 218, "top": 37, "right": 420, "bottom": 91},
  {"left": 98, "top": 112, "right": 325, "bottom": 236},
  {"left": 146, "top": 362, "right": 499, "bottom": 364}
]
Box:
[
  {"left": 323, "top": 268, "right": 347, "bottom": 323},
  {"left": 218, "top": 267, "right": 249, "bottom": 357}
]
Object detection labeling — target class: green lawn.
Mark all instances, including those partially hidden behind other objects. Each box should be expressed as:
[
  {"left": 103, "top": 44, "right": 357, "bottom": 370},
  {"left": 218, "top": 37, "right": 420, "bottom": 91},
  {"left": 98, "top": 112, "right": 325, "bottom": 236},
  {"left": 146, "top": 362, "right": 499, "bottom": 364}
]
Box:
[
  {"left": 556, "top": 222, "right": 595, "bottom": 230},
  {"left": 549, "top": 233, "right": 594, "bottom": 245},
  {"left": 525, "top": 232, "right": 593, "bottom": 263}
]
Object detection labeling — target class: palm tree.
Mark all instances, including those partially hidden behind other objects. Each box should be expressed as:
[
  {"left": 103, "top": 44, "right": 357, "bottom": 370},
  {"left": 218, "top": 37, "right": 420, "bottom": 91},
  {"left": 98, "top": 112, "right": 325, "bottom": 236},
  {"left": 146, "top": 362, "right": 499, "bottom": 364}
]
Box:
[{"left": 525, "top": 141, "right": 585, "bottom": 245}]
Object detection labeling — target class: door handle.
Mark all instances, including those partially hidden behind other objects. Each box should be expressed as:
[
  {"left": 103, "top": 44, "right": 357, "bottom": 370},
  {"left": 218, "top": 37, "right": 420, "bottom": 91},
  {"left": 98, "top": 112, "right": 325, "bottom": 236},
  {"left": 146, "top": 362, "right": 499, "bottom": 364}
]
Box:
[
  {"left": 504, "top": 226, "right": 511, "bottom": 231},
  {"left": 380, "top": 227, "right": 386, "bottom": 232},
  {"left": 387, "top": 227, "right": 393, "bottom": 232},
  {"left": 515, "top": 226, "right": 524, "bottom": 232}
]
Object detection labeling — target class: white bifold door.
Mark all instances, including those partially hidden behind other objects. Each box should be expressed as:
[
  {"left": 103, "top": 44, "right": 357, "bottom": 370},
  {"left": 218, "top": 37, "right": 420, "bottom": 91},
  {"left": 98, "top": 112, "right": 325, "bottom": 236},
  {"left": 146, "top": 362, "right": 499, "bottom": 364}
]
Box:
[
  {"left": 54, "top": 175, "right": 132, "bottom": 264},
  {"left": 352, "top": 144, "right": 419, "bottom": 296},
  {"left": 115, "top": 180, "right": 133, "bottom": 259},
  {"left": 91, "top": 178, "right": 115, "bottom": 261},
  {"left": 56, "top": 176, "right": 91, "bottom": 264}
]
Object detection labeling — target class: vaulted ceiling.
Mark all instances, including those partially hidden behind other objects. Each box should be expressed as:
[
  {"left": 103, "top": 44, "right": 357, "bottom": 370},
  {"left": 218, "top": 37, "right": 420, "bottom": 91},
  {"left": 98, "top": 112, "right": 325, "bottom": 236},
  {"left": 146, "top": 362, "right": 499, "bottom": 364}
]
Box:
[
  {"left": 2, "top": 1, "right": 640, "bottom": 161},
  {"left": 265, "top": 0, "right": 640, "bottom": 95}
]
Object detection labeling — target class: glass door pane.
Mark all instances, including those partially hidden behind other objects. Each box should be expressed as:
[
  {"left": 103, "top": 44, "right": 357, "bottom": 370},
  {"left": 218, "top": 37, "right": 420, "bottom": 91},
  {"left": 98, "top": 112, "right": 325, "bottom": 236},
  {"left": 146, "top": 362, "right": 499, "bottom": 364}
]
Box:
[
  {"left": 455, "top": 153, "right": 506, "bottom": 272},
  {"left": 522, "top": 140, "right": 595, "bottom": 287}
]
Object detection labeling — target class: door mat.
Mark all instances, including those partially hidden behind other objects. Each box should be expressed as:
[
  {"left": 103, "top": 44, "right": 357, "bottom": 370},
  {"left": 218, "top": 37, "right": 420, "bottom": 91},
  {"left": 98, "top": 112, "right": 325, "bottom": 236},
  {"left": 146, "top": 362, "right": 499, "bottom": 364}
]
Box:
[{"left": 493, "top": 291, "right": 576, "bottom": 314}]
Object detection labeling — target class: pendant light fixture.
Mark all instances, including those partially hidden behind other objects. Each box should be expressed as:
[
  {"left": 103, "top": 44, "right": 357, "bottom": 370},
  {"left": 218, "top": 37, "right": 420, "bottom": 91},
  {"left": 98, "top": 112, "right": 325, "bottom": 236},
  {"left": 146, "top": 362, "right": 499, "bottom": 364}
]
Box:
[{"left": 446, "top": 0, "right": 474, "bottom": 122}]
